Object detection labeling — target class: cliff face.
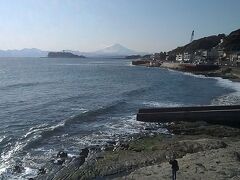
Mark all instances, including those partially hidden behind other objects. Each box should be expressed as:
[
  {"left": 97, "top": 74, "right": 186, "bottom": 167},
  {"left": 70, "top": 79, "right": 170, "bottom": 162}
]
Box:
[{"left": 48, "top": 52, "right": 86, "bottom": 58}]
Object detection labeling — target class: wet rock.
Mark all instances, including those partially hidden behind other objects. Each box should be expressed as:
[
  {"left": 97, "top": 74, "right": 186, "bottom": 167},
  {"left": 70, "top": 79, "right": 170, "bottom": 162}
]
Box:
[
  {"left": 119, "top": 143, "right": 129, "bottom": 150},
  {"left": 79, "top": 148, "right": 89, "bottom": 158},
  {"left": 233, "top": 151, "right": 240, "bottom": 161},
  {"left": 55, "top": 158, "right": 65, "bottom": 165},
  {"left": 51, "top": 157, "right": 86, "bottom": 180},
  {"left": 144, "top": 126, "right": 160, "bottom": 131},
  {"left": 13, "top": 165, "right": 24, "bottom": 173},
  {"left": 38, "top": 167, "right": 46, "bottom": 175},
  {"left": 96, "top": 155, "right": 104, "bottom": 160},
  {"left": 79, "top": 156, "right": 86, "bottom": 163},
  {"left": 57, "top": 151, "right": 68, "bottom": 158},
  {"left": 89, "top": 145, "right": 100, "bottom": 151},
  {"left": 102, "top": 145, "right": 114, "bottom": 151},
  {"left": 107, "top": 140, "right": 116, "bottom": 145}
]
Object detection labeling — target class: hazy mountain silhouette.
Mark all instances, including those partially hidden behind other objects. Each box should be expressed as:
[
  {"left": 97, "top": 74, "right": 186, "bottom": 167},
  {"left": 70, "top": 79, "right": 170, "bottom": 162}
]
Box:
[
  {"left": 93, "top": 44, "right": 138, "bottom": 56},
  {"left": 0, "top": 48, "right": 48, "bottom": 57},
  {"left": 0, "top": 44, "right": 144, "bottom": 57}
]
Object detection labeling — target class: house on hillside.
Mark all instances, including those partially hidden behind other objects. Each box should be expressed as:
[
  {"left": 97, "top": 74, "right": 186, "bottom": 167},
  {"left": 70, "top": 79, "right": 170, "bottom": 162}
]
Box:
[
  {"left": 176, "top": 54, "right": 183, "bottom": 62},
  {"left": 229, "top": 51, "right": 240, "bottom": 67},
  {"left": 176, "top": 52, "right": 193, "bottom": 63},
  {"left": 191, "top": 49, "right": 219, "bottom": 64},
  {"left": 183, "top": 52, "right": 192, "bottom": 62}
]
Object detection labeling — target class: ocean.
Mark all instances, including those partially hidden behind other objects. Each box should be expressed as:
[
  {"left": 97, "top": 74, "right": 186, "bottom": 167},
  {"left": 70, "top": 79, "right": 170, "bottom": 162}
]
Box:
[{"left": 0, "top": 57, "right": 239, "bottom": 179}]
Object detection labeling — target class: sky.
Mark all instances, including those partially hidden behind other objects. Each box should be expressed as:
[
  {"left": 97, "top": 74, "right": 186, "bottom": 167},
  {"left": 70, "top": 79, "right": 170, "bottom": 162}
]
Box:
[{"left": 0, "top": 0, "right": 240, "bottom": 53}]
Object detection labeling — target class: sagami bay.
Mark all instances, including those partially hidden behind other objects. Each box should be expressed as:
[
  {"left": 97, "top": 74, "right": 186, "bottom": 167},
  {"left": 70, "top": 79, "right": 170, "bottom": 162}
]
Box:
[{"left": 0, "top": 57, "right": 239, "bottom": 178}]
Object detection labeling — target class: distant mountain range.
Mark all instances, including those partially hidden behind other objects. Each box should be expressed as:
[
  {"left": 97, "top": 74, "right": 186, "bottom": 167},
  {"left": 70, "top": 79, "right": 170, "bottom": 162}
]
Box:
[
  {"left": 0, "top": 48, "right": 48, "bottom": 57},
  {"left": 0, "top": 44, "right": 144, "bottom": 57}
]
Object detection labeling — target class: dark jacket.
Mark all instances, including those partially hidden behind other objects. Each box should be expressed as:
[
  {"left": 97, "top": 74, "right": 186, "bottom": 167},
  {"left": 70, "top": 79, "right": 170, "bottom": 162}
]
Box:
[{"left": 169, "top": 159, "right": 179, "bottom": 171}]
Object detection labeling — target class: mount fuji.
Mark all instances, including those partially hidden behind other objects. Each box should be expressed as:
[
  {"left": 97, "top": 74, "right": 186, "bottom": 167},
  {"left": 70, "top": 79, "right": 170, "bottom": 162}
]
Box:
[{"left": 93, "top": 44, "right": 138, "bottom": 56}]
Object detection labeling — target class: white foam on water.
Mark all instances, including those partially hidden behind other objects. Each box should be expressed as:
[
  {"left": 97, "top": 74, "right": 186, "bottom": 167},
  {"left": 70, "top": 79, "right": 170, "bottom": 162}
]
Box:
[
  {"left": 182, "top": 71, "right": 211, "bottom": 79},
  {"left": 0, "top": 120, "right": 67, "bottom": 179},
  {"left": 0, "top": 141, "right": 25, "bottom": 179},
  {"left": 142, "top": 101, "right": 184, "bottom": 107},
  {"left": 167, "top": 68, "right": 215, "bottom": 80},
  {"left": 70, "top": 107, "right": 88, "bottom": 113},
  {"left": 54, "top": 63, "right": 84, "bottom": 66},
  {"left": 215, "top": 77, "right": 240, "bottom": 92},
  {"left": 202, "top": 75, "right": 240, "bottom": 105},
  {"left": 211, "top": 78, "right": 240, "bottom": 105},
  {"left": 168, "top": 69, "right": 240, "bottom": 105},
  {"left": 0, "top": 166, "right": 38, "bottom": 180},
  {"left": 23, "top": 123, "right": 49, "bottom": 138},
  {"left": 0, "top": 135, "right": 6, "bottom": 143},
  {"left": 74, "top": 114, "right": 168, "bottom": 147}
]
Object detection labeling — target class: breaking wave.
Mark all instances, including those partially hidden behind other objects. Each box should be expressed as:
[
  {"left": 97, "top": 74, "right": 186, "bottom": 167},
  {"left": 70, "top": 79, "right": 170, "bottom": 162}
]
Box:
[
  {"left": 170, "top": 69, "right": 240, "bottom": 105},
  {"left": 0, "top": 99, "right": 127, "bottom": 166},
  {"left": 211, "top": 78, "right": 240, "bottom": 105}
]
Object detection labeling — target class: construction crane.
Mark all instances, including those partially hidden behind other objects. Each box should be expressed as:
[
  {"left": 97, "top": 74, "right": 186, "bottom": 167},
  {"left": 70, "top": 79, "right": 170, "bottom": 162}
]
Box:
[{"left": 190, "top": 30, "right": 194, "bottom": 43}]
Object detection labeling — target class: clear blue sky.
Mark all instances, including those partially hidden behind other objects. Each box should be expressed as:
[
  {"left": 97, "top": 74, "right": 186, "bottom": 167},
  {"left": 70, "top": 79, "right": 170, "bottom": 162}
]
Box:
[{"left": 0, "top": 0, "right": 240, "bottom": 52}]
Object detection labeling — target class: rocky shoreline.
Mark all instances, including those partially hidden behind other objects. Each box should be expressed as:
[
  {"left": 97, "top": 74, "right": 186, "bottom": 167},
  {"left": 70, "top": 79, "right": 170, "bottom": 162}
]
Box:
[
  {"left": 32, "top": 121, "right": 240, "bottom": 180},
  {"left": 160, "top": 62, "right": 240, "bottom": 81},
  {"left": 132, "top": 61, "right": 240, "bottom": 81},
  {"left": 29, "top": 63, "right": 240, "bottom": 180}
]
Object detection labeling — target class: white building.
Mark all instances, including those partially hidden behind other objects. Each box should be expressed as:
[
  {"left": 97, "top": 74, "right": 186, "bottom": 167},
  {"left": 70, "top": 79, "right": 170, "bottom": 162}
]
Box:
[
  {"left": 176, "top": 54, "right": 183, "bottom": 62},
  {"left": 183, "top": 52, "right": 191, "bottom": 62},
  {"left": 229, "top": 51, "right": 240, "bottom": 66}
]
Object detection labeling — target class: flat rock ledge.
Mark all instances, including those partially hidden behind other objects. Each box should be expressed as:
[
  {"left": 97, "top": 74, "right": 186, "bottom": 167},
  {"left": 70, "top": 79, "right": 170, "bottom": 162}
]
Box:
[
  {"left": 117, "top": 141, "right": 240, "bottom": 180},
  {"left": 35, "top": 122, "right": 240, "bottom": 180}
]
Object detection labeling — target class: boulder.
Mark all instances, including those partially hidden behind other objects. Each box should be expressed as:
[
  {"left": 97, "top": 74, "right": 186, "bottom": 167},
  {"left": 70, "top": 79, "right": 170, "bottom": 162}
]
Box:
[
  {"left": 57, "top": 151, "right": 68, "bottom": 158},
  {"left": 13, "top": 165, "right": 24, "bottom": 173},
  {"left": 38, "top": 167, "right": 46, "bottom": 175},
  {"left": 55, "top": 158, "right": 65, "bottom": 165},
  {"left": 79, "top": 148, "right": 89, "bottom": 158}
]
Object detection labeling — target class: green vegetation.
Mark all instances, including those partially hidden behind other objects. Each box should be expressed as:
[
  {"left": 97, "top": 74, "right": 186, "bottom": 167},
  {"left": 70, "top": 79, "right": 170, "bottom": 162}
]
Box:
[
  {"left": 169, "top": 28, "right": 240, "bottom": 56},
  {"left": 128, "top": 135, "right": 165, "bottom": 151}
]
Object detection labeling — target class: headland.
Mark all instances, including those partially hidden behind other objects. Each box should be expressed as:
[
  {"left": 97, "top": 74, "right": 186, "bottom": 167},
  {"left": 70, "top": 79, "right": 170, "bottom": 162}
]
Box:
[{"left": 131, "top": 28, "right": 240, "bottom": 81}]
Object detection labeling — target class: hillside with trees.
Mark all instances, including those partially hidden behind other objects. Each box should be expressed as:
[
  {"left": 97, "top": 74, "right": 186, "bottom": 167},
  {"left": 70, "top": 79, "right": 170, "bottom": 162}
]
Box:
[
  {"left": 169, "top": 34, "right": 225, "bottom": 55},
  {"left": 221, "top": 29, "right": 240, "bottom": 51},
  {"left": 168, "top": 29, "right": 240, "bottom": 55}
]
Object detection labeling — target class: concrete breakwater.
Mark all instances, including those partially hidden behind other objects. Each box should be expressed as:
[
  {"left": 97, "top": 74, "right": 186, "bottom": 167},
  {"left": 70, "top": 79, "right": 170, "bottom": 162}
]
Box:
[{"left": 137, "top": 105, "right": 240, "bottom": 128}]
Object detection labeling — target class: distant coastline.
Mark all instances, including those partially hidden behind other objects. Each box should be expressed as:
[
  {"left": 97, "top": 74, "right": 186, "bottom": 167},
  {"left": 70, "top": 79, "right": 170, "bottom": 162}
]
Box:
[
  {"left": 132, "top": 60, "right": 240, "bottom": 81},
  {"left": 130, "top": 28, "right": 240, "bottom": 81}
]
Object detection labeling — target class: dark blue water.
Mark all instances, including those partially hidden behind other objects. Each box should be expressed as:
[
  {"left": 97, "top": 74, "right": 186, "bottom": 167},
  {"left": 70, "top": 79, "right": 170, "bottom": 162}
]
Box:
[{"left": 0, "top": 57, "right": 239, "bottom": 179}]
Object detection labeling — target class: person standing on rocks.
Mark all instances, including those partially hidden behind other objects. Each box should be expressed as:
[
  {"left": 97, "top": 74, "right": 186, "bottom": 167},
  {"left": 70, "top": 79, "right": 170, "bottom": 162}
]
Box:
[{"left": 169, "top": 158, "right": 179, "bottom": 180}]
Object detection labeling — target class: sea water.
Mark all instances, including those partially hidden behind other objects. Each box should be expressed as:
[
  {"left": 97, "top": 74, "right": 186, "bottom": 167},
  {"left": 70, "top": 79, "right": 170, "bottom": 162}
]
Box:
[{"left": 0, "top": 57, "right": 239, "bottom": 179}]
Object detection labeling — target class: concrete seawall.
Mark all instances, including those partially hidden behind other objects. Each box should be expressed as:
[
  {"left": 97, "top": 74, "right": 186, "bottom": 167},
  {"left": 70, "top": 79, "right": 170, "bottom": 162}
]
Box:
[
  {"left": 160, "top": 62, "right": 183, "bottom": 70},
  {"left": 137, "top": 105, "right": 240, "bottom": 128}
]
